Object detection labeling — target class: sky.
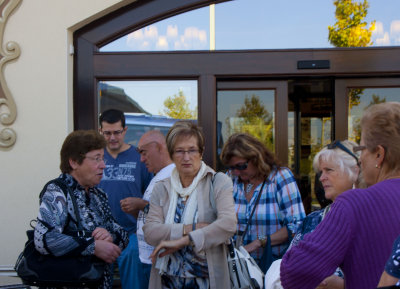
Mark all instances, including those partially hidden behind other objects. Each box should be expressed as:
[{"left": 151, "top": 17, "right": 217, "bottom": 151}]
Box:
[
  {"left": 102, "top": 0, "right": 400, "bottom": 51},
  {"left": 100, "top": 0, "right": 400, "bottom": 117}
]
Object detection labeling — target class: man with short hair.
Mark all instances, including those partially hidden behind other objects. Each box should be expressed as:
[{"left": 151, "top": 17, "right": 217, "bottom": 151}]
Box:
[
  {"left": 98, "top": 109, "right": 153, "bottom": 289},
  {"left": 132, "top": 130, "right": 175, "bottom": 289}
]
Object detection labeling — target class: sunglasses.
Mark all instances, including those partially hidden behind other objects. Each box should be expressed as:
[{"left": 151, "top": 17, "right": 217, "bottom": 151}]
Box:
[
  {"left": 228, "top": 162, "right": 248, "bottom": 171},
  {"left": 327, "top": 140, "right": 359, "bottom": 164}
]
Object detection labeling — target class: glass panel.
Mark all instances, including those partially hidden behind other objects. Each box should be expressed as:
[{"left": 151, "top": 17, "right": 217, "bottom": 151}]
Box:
[
  {"left": 100, "top": 7, "right": 209, "bottom": 52},
  {"left": 216, "top": 0, "right": 400, "bottom": 49},
  {"left": 217, "top": 89, "right": 275, "bottom": 169},
  {"left": 101, "top": 0, "right": 400, "bottom": 52},
  {"left": 348, "top": 87, "right": 400, "bottom": 143},
  {"left": 98, "top": 80, "right": 198, "bottom": 146},
  {"left": 288, "top": 79, "right": 333, "bottom": 213}
]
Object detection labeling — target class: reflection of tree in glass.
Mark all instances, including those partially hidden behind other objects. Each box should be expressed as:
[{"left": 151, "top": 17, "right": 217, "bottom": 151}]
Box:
[
  {"left": 161, "top": 90, "right": 197, "bottom": 119},
  {"left": 229, "top": 94, "right": 274, "bottom": 151},
  {"left": 351, "top": 93, "right": 386, "bottom": 143},
  {"left": 349, "top": 88, "right": 363, "bottom": 109}
]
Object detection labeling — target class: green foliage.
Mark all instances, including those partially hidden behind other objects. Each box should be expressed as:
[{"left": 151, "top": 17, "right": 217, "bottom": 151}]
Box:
[
  {"left": 231, "top": 94, "right": 274, "bottom": 152},
  {"left": 161, "top": 90, "right": 197, "bottom": 119},
  {"left": 328, "top": 0, "right": 375, "bottom": 47}
]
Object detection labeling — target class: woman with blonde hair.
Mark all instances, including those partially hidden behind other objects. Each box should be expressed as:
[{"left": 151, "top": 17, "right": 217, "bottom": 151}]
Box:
[
  {"left": 143, "top": 121, "right": 237, "bottom": 289},
  {"left": 281, "top": 102, "right": 400, "bottom": 289}
]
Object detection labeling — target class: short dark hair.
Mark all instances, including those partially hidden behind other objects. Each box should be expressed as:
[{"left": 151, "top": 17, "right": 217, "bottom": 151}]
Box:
[
  {"left": 60, "top": 130, "right": 106, "bottom": 173},
  {"left": 99, "top": 109, "right": 126, "bottom": 128},
  {"left": 166, "top": 121, "right": 204, "bottom": 158}
]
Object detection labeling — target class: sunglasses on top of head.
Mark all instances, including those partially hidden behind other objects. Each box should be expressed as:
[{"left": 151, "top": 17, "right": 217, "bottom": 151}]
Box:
[{"left": 327, "top": 140, "right": 359, "bottom": 164}]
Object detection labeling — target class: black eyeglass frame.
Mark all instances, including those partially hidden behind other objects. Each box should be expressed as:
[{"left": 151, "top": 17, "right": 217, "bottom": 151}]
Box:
[{"left": 327, "top": 140, "right": 359, "bottom": 165}]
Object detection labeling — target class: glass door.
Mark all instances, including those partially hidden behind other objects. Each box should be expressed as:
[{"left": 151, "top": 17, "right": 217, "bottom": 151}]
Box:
[
  {"left": 216, "top": 80, "right": 288, "bottom": 171},
  {"left": 288, "top": 79, "right": 334, "bottom": 214}
]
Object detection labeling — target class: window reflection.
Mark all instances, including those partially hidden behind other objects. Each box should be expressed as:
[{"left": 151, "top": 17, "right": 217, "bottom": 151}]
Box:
[
  {"left": 100, "top": 6, "right": 209, "bottom": 52},
  {"left": 217, "top": 90, "right": 275, "bottom": 169},
  {"left": 98, "top": 80, "right": 198, "bottom": 146},
  {"left": 348, "top": 87, "right": 400, "bottom": 143},
  {"left": 100, "top": 0, "right": 400, "bottom": 52}
]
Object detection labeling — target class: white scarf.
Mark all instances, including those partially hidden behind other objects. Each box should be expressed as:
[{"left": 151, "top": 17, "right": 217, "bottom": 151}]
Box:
[{"left": 156, "top": 161, "right": 207, "bottom": 274}]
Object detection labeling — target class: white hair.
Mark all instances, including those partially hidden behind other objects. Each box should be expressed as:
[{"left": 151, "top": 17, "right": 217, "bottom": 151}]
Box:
[{"left": 313, "top": 140, "right": 360, "bottom": 184}]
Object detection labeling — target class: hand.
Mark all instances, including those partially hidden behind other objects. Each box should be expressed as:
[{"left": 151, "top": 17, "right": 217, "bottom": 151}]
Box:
[
  {"left": 92, "top": 227, "right": 113, "bottom": 242},
  {"left": 120, "top": 197, "right": 147, "bottom": 215},
  {"left": 150, "top": 236, "right": 190, "bottom": 265},
  {"left": 315, "top": 275, "right": 344, "bottom": 289},
  {"left": 94, "top": 239, "right": 121, "bottom": 264},
  {"left": 244, "top": 239, "right": 262, "bottom": 253}
]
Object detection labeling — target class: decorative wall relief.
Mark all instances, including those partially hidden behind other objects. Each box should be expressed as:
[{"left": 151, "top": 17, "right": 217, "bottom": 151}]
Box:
[{"left": 0, "top": 0, "right": 21, "bottom": 150}]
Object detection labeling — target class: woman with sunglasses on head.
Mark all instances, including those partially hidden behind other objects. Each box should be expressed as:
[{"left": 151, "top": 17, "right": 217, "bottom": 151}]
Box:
[
  {"left": 143, "top": 121, "right": 237, "bottom": 289},
  {"left": 281, "top": 102, "right": 400, "bottom": 289},
  {"left": 266, "top": 140, "right": 361, "bottom": 289},
  {"left": 220, "top": 133, "right": 306, "bottom": 271}
]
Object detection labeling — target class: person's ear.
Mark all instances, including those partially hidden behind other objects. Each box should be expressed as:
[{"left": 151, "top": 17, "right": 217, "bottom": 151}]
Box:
[
  {"left": 375, "top": 145, "right": 385, "bottom": 168},
  {"left": 69, "top": 158, "right": 79, "bottom": 170}
]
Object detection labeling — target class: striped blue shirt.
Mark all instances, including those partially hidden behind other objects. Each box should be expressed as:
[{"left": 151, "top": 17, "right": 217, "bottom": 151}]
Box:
[{"left": 233, "top": 167, "right": 305, "bottom": 260}]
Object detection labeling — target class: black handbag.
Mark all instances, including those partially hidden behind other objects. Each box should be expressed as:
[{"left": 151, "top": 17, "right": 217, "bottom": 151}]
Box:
[{"left": 14, "top": 179, "right": 106, "bottom": 288}]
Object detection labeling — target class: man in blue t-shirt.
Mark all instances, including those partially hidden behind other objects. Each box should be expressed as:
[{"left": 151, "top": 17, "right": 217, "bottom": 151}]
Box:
[{"left": 98, "top": 109, "right": 153, "bottom": 289}]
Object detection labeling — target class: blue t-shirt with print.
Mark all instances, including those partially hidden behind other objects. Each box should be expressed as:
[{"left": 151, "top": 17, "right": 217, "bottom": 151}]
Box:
[{"left": 99, "top": 145, "right": 153, "bottom": 234}]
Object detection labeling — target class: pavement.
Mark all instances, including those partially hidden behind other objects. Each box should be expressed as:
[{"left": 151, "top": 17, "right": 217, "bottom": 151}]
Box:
[{"left": 0, "top": 275, "right": 30, "bottom": 288}]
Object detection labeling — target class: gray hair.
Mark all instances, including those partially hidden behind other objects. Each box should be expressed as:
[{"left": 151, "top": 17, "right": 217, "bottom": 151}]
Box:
[{"left": 313, "top": 140, "right": 360, "bottom": 184}]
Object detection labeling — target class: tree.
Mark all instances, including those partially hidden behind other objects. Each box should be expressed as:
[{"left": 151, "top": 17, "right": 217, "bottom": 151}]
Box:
[
  {"left": 328, "top": 0, "right": 375, "bottom": 48},
  {"left": 228, "top": 94, "right": 274, "bottom": 151},
  {"left": 329, "top": 0, "right": 376, "bottom": 143},
  {"left": 161, "top": 90, "right": 197, "bottom": 119},
  {"left": 350, "top": 94, "right": 386, "bottom": 143}
]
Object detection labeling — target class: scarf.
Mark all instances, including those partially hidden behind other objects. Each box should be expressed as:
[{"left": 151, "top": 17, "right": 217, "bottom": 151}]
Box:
[{"left": 156, "top": 161, "right": 208, "bottom": 274}]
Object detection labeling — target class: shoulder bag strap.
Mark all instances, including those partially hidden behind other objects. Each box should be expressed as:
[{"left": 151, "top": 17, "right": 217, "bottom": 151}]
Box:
[
  {"left": 39, "top": 178, "right": 85, "bottom": 233},
  {"left": 240, "top": 178, "right": 267, "bottom": 237}
]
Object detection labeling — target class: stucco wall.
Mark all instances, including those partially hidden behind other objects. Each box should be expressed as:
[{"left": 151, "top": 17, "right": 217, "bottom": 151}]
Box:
[{"left": 0, "top": 0, "right": 132, "bottom": 269}]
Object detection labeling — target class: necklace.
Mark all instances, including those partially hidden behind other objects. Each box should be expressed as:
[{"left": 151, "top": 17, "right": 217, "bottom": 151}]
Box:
[{"left": 245, "top": 183, "right": 254, "bottom": 194}]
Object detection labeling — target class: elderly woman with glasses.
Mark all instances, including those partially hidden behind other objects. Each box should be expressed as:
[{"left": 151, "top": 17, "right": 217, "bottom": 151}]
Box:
[
  {"left": 266, "top": 140, "right": 361, "bottom": 289},
  {"left": 33, "top": 130, "right": 129, "bottom": 289},
  {"left": 281, "top": 102, "right": 400, "bottom": 289},
  {"left": 143, "top": 121, "right": 237, "bottom": 289},
  {"left": 220, "top": 133, "right": 305, "bottom": 271}
]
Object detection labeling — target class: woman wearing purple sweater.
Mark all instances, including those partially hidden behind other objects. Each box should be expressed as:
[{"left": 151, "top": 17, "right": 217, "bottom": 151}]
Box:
[{"left": 281, "top": 102, "right": 400, "bottom": 289}]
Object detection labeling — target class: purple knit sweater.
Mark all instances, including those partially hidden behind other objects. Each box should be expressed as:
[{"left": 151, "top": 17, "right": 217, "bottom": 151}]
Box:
[{"left": 281, "top": 179, "right": 400, "bottom": 289}]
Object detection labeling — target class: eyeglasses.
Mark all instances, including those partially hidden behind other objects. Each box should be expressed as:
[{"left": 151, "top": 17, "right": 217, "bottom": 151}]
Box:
[
  {"left": 353, "top": 145, "right": 367, "bottom": 153},
  {"left": 101, "top": 129, "right": 124, "bottom": 137},
  {"left": 228, "top": 162, "right": 248, "bottom": 171},
  {"left": 85, "top": 155, "right": 107, "bottom": 164},
  {"left": 174, "top": 149, "right": 199, "bottom": 157},
  {"left": 327, "top": 140, "right": 359, "bottom": 164},
  {"left": 136, "top": 141, "right": 158, "bottom": 155}
]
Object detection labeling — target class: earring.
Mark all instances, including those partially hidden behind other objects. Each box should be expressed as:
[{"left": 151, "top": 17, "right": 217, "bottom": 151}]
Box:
[{"left": 375, "top": 164, "right": 380, "bottom": 169}]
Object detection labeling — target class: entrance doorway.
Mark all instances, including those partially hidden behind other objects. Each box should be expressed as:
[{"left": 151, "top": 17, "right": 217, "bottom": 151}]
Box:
[
  {"left": 217, "top": 78, "right": 334, "bottom": 213},
  {"left": 289, "top": 79, "right": 334, "bottom": 213}
]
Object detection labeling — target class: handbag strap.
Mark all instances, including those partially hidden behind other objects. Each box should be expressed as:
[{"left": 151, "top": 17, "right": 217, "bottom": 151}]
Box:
[
  {"left": 240, "top": 178, "right": 267, "bottom": 237},
  {"left": 208, "top": 172, "right": 219, "bottom": 214},
  {"left": 39, "top": 178, "right": 85, "bottom": 233}
]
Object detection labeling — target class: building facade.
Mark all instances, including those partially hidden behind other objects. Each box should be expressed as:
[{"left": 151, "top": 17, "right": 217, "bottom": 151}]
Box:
[{"left": 1, "top": 0, "right": 400, "bottom": 274}]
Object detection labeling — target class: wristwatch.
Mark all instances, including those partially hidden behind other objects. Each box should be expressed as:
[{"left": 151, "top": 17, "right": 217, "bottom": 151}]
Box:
[{"left": 258, "top": 236, "right": 267, "bottom": 248}]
